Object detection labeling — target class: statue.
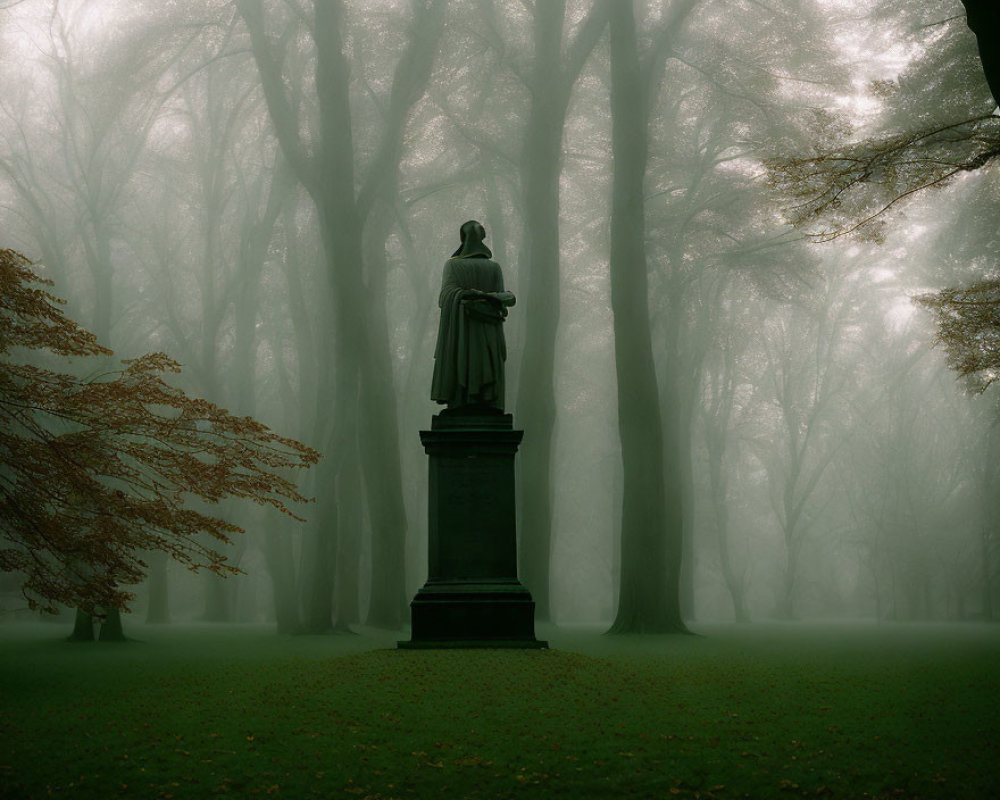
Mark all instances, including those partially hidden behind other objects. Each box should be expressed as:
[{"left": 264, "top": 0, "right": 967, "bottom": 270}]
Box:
[
  {"left": 431, "top": 220, "right": 515, "bottom": 412},
  {"left": 401, "top": 220, "right": 543, "bottom": 649}
]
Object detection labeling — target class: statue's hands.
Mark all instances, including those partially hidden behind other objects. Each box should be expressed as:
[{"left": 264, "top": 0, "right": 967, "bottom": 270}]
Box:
[
  {"left": 459, "top": 289, "right": 514, "bottom": 311},
  {"left": 460, "top": 288, "right": 485, "bottom": 302}
]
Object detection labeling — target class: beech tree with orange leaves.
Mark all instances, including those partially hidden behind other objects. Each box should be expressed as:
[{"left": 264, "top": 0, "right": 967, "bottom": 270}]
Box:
[{"left": 0, "top": 249, "right": 319, "bottom": 636}]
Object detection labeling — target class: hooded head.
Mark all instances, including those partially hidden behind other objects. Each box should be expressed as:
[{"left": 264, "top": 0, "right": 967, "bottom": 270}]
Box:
[{"left": 451, "top": 220, "right": 492, "bottom": 259}]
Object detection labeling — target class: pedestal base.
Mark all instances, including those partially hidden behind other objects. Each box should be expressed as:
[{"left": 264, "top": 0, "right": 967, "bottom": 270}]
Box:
[
  {"left": 398, "top": 641, "right": 546, "bottom": 649},
  {"left": 398, "top": 579, "right": 547, "bottom": 649},
  {"left": 398, "top": 412, "right": 546, "bottom": 650}
]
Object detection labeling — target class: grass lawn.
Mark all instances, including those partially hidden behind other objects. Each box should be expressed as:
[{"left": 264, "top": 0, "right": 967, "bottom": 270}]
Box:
[{"left": 0, "top": 620, "right": 997, "bottom": 798}]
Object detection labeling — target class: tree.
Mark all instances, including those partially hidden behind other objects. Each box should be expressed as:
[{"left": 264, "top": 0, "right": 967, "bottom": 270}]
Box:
[
  {"left": 0, "top": 5, "right": 269, "bottom": 631},
  {"left": 698, "top": 285, "right": 754, "bottom": 622},
  {"left": 508, "top": 0, "right": 607, "bottom": 622},
  {"left": 917, "top": 278, "right": 1000, "bottom": 392},
  {"left": 961, "top": 0, "right": 1000, "bottom": 105},
  {"left": 767, "top": 113, "right": 1000, "bottom": 243},
  {"left": 640, "top": 0, "right": 837, "bottom": 618},
  {"left": 605, "top": 0, "right": 696, "bottom": 634},
  {"left": 767, "top": 2, "right": 1000, "bottom": 414},
  {"left": 0, "top": 249, "right": 319, "bottom": 624},
  {"left": 836, "top": 307, "right": 981, "bottom": 622},
  {"left": 766, "top": 3, "right": 1000, "bottom": 243},
  {"left": 751, "top": 276, "right": 857, "bottom": 618},
  {"left": 239, "top": 0, "right": 446, "bottom": 630}
]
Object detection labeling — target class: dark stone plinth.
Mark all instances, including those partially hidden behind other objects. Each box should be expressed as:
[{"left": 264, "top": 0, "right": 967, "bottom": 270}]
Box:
[{"left": 399, "top": 413, "right": 546, "bottom": 649}]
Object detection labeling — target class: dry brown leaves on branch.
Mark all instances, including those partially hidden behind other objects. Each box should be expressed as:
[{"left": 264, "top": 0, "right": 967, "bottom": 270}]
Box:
[
  {"left": 767, "top": 114, "right": 1000, "bottom": 242},
  {"left": 0, "top": 249, "right": 320, "bottom": 613},
  {"left": 917, "top": 276, "right": 1000, "bottom": 393}
]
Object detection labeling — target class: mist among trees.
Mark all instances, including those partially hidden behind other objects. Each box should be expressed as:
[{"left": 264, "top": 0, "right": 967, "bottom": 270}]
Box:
[{"left": 1, "top": 0, "right": 998, "bottom": 633}]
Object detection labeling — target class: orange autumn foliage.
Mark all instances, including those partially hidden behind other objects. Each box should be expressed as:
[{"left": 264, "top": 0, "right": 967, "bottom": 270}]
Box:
[{"left": 0, "top": 249, "right": 320, "bottom": 613}]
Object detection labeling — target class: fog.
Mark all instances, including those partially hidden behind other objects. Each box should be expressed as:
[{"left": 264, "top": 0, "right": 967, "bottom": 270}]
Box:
[{"left": 1, "top": 0, "right": 996, "bottom": 633}]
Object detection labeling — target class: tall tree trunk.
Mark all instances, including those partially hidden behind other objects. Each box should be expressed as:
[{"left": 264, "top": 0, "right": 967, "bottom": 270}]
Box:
[
  {"left": 301, "top": 458, "right": 337, "bottom": 633},
  {"left": 272, "top": 206, "right": 321, "bottom": 634},
  {"left": 266, "top": 520, "right": 300, "bottom": 634},
  {"left": 98, "top": 608, "right": 126, "bottom": 642},
  {"left": 982, "top": 528, "right": 995, "bottom": 621},
  {"left": 234, "top": 162, "right": 297, "bottom": 629},
  {"left": 777, "top": 539, "right": 800, "bottom": 620},
  {"left": 514, "top": 1, "right": 567, "bottom": 623},
  {"left": 296, "top": 310, "right": 340, "bottom": 633},
  {"left": 513, "top": 0, "right": 608, "bottom": 622},
  {"left": 713, "top": 493, "right": 749, "bottom": 622},
  {"left": 242, "top": 0, "right": 446, "bottom": 631},
  {"left": 354, "top": 209, "right": 408, "bottom": 629},
  {"left": 334, "top": 429, "right": 363, "bottom": 632},
  {"left": 202, "top": 570, "right": 233, "bottom": 622},
  {"left": 68, "top": 609, "right": 94, "bottom": 642},
  {"left": 72, "top": 226, "right": 115, "bottom": 639},
  {"left": 677, "top": 399, "right": 696, "bottom": 619},
  {"left": 606, "top": 0, "right": 686, "bottom": 634},
  {"left": 704, "top": 358, "right": 749, "bottom": 622},
  {"left": 145, "top": 551, "right": 170, "bottom": 624}
]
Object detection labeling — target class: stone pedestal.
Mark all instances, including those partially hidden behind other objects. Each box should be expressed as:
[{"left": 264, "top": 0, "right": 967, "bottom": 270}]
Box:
[{"left": 399, "top": 412, "right": 546, "bottom": 649}]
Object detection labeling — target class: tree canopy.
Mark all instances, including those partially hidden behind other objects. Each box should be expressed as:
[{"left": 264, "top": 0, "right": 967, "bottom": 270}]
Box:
[
  {"left": 0, "top": 249, "right": 319, "bottom": 614},
  {"left": 767, "top": 3, "right": 1000, "bottom": 243},
  {"left": 917, "top": 277, "right": 1000, "bottom": 392},
  {"left": 765, "top": 4, "right": 1000, "bottom": 403}
]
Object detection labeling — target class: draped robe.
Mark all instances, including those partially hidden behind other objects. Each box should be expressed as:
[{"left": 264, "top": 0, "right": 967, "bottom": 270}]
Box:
[{"left": 431, "top": 256, "right": 511, "bottom": 410}]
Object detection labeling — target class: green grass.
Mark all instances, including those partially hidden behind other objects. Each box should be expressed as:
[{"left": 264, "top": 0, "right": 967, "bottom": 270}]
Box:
[{"left": 1, "top": 621, "right": 998, "bottom": 798}]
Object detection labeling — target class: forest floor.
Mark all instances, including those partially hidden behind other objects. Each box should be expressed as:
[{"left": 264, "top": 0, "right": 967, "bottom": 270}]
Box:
[{"left": 0, "top": 620, "right": 997, "bottom": 799}]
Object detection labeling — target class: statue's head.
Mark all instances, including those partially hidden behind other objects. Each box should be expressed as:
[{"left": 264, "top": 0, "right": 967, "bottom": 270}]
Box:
[
  {"left": 452, "top": 220, "right": 492, "bottom": 259},
  {"left": 460, "top": 220, "right": 486, "bottom": 243}
]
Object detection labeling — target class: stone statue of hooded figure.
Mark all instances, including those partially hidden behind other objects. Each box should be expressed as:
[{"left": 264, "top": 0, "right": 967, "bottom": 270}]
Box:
[{"left": 431, "top": 220, "right": 515, "bottom": 411}]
